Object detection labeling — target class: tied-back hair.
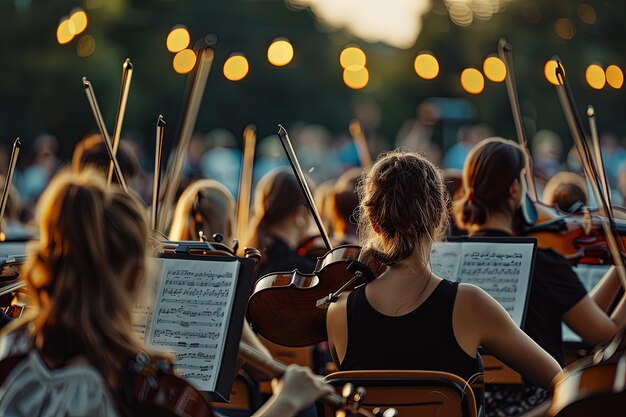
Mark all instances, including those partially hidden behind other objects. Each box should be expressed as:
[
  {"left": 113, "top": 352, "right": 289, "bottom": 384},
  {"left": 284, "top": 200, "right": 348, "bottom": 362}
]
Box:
[
  {"left": 169, "top": 179, "right": 236, "bottom": 243},
  {"left": 458, "top": 138, "right": 526, "bottom": 228},
  {"left": 357, "top": 150, "right": 449, "bottom": 270},
  {"left": 22, "top": 170, "right": 148, "bottom": 389},
  {"left": 246, "top": 169, "right": 309, "bottom": 265}
]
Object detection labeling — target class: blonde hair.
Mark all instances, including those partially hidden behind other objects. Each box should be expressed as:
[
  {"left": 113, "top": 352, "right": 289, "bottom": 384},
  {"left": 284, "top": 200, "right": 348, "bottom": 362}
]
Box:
[
  {"left": 169, "top": 179, "right": 236, "bottom": 243},
  {"left": 23, "top": 170, "right": 148, "bottom": 388},
  {"left": 358, "top": 150, "right": 448, "bottom": 270},
  {"left": 543, "top": 171, "right": 587, "bottom": 210}
]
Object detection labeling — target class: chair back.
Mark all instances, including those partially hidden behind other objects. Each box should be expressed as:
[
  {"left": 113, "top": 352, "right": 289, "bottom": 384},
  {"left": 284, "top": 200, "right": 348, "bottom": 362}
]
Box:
[{"left": 322, "top": 370, "right": 479, "bottom": 417}]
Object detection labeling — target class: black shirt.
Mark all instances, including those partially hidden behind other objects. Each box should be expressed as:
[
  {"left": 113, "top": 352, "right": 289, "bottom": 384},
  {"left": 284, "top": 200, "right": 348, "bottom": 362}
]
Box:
[
  {"left": 473, "top": 229, "right": 587, "bottom": 365},
  {"left": 254, "top": 236, "right": 316, "bottom": 279},
  {"left": 340, "top": 279, "right": 482, "bottom": 383}
]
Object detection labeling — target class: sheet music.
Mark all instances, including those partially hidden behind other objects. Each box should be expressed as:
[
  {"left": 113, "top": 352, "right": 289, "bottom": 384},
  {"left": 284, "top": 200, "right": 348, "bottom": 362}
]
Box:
[
  {"left": 144, "top": 258, "right": 240, "bottom": 391},
  {"left": 563, "top": 264, "right": 610, "bottom": 343},
  {"left": 430, "top": 242, "right": 462, "bottom": 281},
  {"left": 430, "top": 241, "right": 535, "bottom": 327}
]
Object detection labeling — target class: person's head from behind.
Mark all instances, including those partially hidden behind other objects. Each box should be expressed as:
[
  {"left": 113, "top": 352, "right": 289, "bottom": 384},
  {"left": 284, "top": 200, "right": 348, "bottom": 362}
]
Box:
[
  {"left": 169, "top": 180, "right": 236, "bottom": 244},
  {"left": 329, "top": 168, "right": 361, "bottom": 238},
  {"left": 23, "top": 170, "right": 148, "bottom": 386},
  {"left": 543, "top": 171, "right": 587, "bottom": 213},
  {"left": 248, "top": 168, "right": 311, "bottom": 252},
  {"left": 458, "top": 138, "right": 526, "bottom": 232},
  {"left": 72, "top": 133, "right": 139, "bottom": 181},
  {"left": 358, "top": 151, "right": 448, "bottom": 270}
]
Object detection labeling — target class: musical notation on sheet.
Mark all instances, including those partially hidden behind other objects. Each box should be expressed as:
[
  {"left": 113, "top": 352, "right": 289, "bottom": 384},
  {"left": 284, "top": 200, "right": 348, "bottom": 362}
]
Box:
[
  {"left": 430, "top": 241, "right": 535, "bottom": 327},
  {"left": 143, "top": 258, "right": 240, "bottom": 392}
]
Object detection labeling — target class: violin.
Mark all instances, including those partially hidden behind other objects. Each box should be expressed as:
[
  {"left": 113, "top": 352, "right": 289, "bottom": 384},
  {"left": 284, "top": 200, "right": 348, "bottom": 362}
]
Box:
[
  {"left": 246, "top": 125, "right": 367, "bottom": 347},
  {"left": 548, "top": 327, "right": 626, "bottom": 417},
  {"left": 248, "top": 244, "right": 363, "bottom": 347},
  {"left": 523, "top": 200, "right": 626, "bottom": 265},
  {"left": 130, "top": 352, "right": 216, "bottom": 417}
]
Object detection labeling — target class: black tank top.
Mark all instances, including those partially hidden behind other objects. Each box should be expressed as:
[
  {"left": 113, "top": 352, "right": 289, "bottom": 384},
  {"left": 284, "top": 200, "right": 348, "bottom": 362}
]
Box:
[{"left": 340, "top": 279, "right": 481, "bottom": 384}]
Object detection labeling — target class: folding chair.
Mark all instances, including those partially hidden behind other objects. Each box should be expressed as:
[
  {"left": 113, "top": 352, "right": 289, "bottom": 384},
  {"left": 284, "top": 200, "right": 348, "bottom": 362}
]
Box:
[{"left": 321, "top": 370, "right": 479, "bottom": 417}]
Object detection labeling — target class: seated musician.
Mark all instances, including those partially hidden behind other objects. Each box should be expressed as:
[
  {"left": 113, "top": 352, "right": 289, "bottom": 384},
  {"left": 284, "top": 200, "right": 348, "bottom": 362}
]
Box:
[
  {"left": 169, "top": 179, "right": 236, "bottom": 244},
  {"left": 0, "top": 171, "right": 332, "bottom": 417},
  {"left": 246, "top": 168, "right": 316, "bottom": 279},
  {"left": 326, "top": 150, "right": 561, "bottom": 403},
  {"left": 72, "top": 133, "right": 140, "bottom": 180},
  {"left": 327, "top": 168, "right": 360, "bottom": 246},
  {"left": 542, "top": 171, "right": 588, "bottom": 213},
  {"left": 458, "top": 138, "right": 626, "bottom": 415}
]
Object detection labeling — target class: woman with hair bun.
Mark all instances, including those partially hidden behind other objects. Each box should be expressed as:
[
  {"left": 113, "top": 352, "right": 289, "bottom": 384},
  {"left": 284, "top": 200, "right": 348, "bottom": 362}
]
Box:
[
  {"left": 458, "top": 137, "right": 626, "bottom": 415},
  {"left": 327, "top": 150, "right": 560, "bottom": 401}
]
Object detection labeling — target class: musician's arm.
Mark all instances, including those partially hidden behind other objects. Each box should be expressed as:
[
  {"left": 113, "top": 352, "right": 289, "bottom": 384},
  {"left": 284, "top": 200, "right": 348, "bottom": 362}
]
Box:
[
  {"left": 563, "top": 294, "right": 626, "bottom": 345},
  {"left": 589, "top": 266, "right": 621, "bottom": 312},
  {"left": 252, "top": 365, "right": 333, "bottom": 417},
  {"left": 458, "top": 284, "right": 561, "bottom": 389}
]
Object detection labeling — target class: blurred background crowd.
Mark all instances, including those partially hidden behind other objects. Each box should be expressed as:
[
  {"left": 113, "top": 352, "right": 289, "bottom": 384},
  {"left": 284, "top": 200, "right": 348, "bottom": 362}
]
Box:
[{"left": 2, "top": 0, "right": 626, "bottom": 233}]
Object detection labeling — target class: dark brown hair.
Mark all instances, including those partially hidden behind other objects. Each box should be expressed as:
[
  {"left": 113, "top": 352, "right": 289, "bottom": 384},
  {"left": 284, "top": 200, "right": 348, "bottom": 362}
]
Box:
[
  {"left": 246, "top": 169, "right": 310, "bottom": 263},
  {"left": 459, "top": 138, "right": 526, "bottom": 228},
  {"left": 358, "top": 150, "right": 448, "bottom": 269}
]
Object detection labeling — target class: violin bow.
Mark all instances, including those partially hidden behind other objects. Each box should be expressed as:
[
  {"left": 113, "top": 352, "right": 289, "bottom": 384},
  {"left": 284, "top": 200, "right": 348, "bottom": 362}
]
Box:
[
  {"left": 498, "top": 38, "right": 538, "bottom": 202},
  {"left": 235, "top": 124, "right": 256, "bottom": 251},
  {"left": 158, "top": 41, "right": 214, "bottom": 232},
  {"left": 587, "top": 106, "right": 613, "bottom": 214},
  {"left": 152, "top": 115, "right": 166, "bottom": 232},
  {"left": 553, "top": 58, "right": 626, "bottom": 288},
  {"left": 107, "top": 58, "right": 133, "bottom": 186},
  {"left": 349, "top": 119, "right": 372, "bottom": 169},
  {"left": 82, "top": 77, "right": 129, "bottom": 193},
  {"left": 0, "top": 138, "right": 21, "bottom": 237},
  {"left": 278, "top": 124, "right": 333, "bottom": 251},
  {"left": 237, "top": 340, "right": 343, "bottom": 410}
]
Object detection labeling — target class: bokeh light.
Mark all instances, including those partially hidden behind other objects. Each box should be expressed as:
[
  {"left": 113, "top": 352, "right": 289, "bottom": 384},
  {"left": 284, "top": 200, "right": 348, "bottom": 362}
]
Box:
[
  {"left": 578, "top": 4, "right": 597, "bottom": 25},
  {"left": 340, "top": 47, "right": 366, "bottom": 71},
  {"left": 460, "top": 68, "right": 484, "bottom": 94},
  {"left": 56, "top": 17, "right": 75, "bottom": 44},
  {"left": 267, "top": 39, "right": 294, "bottom": 66},
  {"left": 172, "top": 49, "right": 197, "bottom": 74},
  {"left": 606, "top": 65, "right": 624, "bottom": 89},
  {"left": 69, "top": 9, "right": 88, "bottom": 35},
  {"left": 76, "top": 35, "right": 96, "bottom": 57},
  {"left": 343, "top": 67, "right": 369, "bottom": 89},
  {"left": 483, "top": 56, "right": 506, "bottom": 82},
  {"left": 414, "top": 53, "right": 439, "bottom": 80},
  {"left": 167, "top": 26, "right": 191, "bottom": 53},
  {"left": 554, "top": 18, "right": 575, "bottom": 40},
  {"left": 223, "top": 54, "right": 249, "bottom": 81},
  {"left": 544, "top": 60, "right": 561, "bottom": 85},
  {"left": 586, "top": 64, "right": 605, "bottom": 90}
]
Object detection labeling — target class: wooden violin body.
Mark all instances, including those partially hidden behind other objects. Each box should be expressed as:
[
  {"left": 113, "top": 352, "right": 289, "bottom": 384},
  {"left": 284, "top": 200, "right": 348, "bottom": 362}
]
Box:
[
  {"left": 132, "top": 360, "right": 216, "bottom": 417},
  {"left": 525, "top": 202, "right": 626, "bottom": 265},
  {"left": 247, "top": 244, "right": 361, "bottom": 347},
  {"left": 549, "top": 335, "right": 626, "bottom": 417}
]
